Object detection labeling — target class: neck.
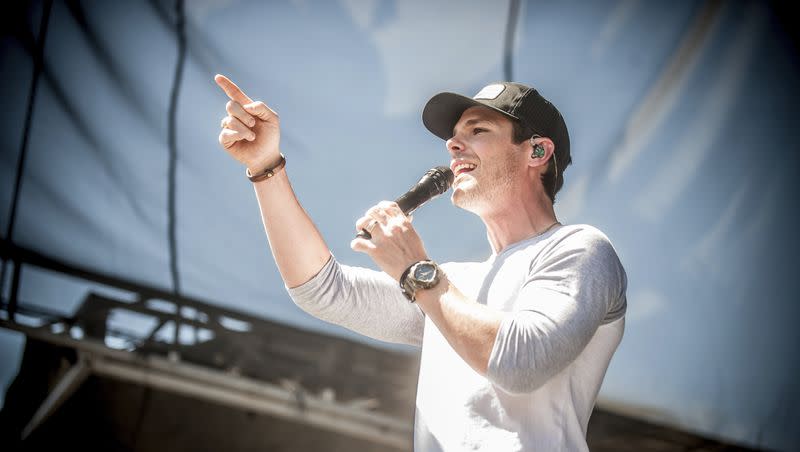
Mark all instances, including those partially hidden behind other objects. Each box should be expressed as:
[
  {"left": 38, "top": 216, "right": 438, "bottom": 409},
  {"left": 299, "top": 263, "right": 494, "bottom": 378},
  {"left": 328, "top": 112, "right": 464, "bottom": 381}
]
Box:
[{"left": 480, "top": 190, "right": 558, "bottom": 254}]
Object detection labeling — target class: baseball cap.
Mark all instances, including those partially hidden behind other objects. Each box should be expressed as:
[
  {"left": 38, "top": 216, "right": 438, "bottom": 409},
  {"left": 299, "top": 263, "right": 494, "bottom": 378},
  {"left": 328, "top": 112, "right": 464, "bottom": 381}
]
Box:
[{"left": 422, "top": 82, "right": 571, "bottom": 163}]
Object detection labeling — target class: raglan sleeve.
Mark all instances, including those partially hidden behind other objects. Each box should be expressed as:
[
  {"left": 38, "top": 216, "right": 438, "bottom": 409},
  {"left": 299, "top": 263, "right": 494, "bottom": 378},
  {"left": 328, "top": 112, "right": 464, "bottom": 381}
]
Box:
[
  {"left": 287, "top": 255, "right": 425, "bottom": 347},
  {"left": 487, "top": 228, "right": 627, "bottom": 393}
]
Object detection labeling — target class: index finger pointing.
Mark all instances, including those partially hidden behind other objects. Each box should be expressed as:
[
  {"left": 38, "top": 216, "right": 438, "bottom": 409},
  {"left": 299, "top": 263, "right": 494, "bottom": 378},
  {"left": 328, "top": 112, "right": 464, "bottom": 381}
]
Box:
[{"left": 214, "top": 74, "right": 253, "bottom": 105}]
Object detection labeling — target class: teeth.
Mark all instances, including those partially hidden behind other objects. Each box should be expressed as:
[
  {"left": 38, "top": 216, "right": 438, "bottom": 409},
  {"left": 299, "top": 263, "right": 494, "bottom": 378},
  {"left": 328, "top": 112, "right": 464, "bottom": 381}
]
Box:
[{"left": 454, "top": 163, "right": 477, "bottom": 174}]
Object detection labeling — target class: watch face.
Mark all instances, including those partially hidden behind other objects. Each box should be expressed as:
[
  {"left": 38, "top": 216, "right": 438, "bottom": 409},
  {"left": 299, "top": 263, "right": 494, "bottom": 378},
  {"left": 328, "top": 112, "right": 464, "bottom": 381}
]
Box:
[{"left": 413, "top": 263, "right": 437, "bottom": 283}]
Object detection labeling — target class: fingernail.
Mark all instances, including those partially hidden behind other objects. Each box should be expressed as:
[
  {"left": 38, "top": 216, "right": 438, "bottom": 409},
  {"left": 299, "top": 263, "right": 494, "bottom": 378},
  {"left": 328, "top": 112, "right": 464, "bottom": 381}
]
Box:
[
  {"left": 249, "top": 133, "right": 256, "bottom": 141},
  {"left": 249, "top": 119, "right": 256, "bottom": 127}
]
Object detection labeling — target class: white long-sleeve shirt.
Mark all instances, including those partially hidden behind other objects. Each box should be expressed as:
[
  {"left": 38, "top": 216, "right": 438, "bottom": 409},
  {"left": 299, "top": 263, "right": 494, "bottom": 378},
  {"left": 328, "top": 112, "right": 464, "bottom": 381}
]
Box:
[{"left": 288, "top": 224, "right": 627, "bottom": 451}]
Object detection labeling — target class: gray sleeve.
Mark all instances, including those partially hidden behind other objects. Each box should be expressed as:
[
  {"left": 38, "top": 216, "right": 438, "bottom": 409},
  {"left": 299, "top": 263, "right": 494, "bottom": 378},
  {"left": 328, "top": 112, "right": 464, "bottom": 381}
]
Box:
[
  {"left": 286, "top": 255, "right": 425, "bottom": 347},
  {"left": 487, "top": 229, "right": 627, "bottom": 394}
]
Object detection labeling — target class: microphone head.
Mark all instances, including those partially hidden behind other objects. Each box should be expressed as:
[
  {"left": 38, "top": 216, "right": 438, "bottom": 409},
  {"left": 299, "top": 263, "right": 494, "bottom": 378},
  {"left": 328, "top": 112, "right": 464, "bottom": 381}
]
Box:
[
  {"left": 424, "top": 166, "right": 455, "bottom": 195},
  {"left": 395, "top": 165, "right": 455, "bottom": 215}
]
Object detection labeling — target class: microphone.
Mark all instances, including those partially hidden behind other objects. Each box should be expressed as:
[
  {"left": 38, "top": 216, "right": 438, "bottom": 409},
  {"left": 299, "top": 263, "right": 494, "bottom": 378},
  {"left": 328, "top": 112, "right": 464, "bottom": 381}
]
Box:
[{"left": 356, "top": 166, "right": 454, "bottom": 240}]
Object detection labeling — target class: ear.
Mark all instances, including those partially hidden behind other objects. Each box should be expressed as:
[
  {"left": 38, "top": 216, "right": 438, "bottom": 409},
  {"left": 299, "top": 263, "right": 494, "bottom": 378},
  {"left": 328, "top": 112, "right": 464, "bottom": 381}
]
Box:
[{"left": 527, "top": 137, "right": 556, "bottom": 169}]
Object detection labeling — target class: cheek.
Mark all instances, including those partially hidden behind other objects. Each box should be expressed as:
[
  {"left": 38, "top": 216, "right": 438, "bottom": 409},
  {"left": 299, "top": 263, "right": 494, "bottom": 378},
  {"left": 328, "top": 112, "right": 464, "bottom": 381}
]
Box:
[{"left": 469, "top": 140, "right": 495, "bottom": 161}]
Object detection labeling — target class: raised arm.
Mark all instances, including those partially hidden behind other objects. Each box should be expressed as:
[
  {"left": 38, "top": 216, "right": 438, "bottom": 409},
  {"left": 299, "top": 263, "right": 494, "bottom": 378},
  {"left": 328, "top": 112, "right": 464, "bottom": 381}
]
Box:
[
  {"left": 215, "top": 75, "right": 425, "bottom": 345},
  {"left": 215, "top": 74, "right": 330, "bottom": 288}
]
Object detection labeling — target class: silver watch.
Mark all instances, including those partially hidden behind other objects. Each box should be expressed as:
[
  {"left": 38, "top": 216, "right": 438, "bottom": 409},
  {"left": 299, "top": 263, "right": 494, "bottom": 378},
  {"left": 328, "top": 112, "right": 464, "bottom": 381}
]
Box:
[{"left": 400, "top": 260, "right": 442, "bottom": 302}]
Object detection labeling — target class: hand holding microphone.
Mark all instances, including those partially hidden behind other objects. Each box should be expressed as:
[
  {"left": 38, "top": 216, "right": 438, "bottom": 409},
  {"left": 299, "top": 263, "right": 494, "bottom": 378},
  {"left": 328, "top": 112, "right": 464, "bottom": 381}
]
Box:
[
  {"left": 356, "top": 166, "right": 454, "bottom": 240},
  {"left": 351, "top": 166, "right": 453, "bottom": 281}
]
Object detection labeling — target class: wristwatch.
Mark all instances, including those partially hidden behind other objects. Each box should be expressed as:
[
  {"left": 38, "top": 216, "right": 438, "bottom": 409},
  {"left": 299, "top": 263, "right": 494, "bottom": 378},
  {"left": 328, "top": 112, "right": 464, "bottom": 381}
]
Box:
[{"left": 399, "top": 260, "right": 442, "bottom": 302}]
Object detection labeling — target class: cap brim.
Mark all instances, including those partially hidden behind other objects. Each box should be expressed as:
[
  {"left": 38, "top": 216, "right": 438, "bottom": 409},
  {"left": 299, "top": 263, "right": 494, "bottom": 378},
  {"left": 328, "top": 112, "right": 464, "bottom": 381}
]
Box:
[
  {"left": 422, "top": 92, "right": 522, "bottom": 141},
  {"left": 423, "top": 93, "right": 487, "bottom": 140}
]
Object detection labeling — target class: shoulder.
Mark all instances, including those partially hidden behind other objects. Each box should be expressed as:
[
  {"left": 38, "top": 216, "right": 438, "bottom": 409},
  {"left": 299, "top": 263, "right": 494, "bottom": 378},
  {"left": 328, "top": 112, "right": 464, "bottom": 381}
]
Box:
[
  {"left": 548, "top": 224, "right": 619, "bottom": 256},
  {"left": 554, "top": 223, "right": 611, "bottom": 244},
  {"left": 534, "top": 224, "right": 626, "bottom": 275},
  {"left": 542, "top": 225, "right": 628, "bottom": 309},
  {"left": 554, "top": 225, "right": 627, "bottom": 319}
]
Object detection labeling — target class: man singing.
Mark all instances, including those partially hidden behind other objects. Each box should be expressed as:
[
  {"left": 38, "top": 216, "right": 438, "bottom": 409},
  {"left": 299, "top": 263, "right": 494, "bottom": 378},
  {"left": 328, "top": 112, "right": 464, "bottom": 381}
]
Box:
[{"left": 215, "top": 74, "right": 627, "bottom": 451}]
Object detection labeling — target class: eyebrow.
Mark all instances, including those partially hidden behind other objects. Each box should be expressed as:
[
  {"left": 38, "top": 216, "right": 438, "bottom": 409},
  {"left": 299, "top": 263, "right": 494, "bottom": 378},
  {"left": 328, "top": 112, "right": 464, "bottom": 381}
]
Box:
[{"left": 453, "top": 117, "right": 497, "bottom": 136}]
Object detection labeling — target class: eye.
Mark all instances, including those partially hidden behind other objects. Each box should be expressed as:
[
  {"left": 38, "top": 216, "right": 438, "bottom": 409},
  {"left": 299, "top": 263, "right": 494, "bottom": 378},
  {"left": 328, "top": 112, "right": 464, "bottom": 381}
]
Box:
[{"left": 473, "top": 127, "right": 487, "bottom": 135}]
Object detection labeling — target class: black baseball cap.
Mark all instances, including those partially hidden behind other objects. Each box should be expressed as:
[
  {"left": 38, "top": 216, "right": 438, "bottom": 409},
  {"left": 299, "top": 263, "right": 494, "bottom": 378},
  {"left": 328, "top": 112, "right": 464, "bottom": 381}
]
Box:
[{"left": 422, "top": 82, "right": 571, "bottom": 162}]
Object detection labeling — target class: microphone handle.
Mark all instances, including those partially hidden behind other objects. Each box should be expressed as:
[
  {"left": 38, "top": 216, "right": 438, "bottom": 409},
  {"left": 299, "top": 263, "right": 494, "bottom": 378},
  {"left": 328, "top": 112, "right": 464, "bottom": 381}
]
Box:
[
  {"left": 355, "top": 190, "right": 424, "bottom": 240},
  {"left": 355, "top": 197, "right": 406, "bottom": 240},
  {"left": 355, "top": 229, "right": 372, "bottom": 240},
  {"left": 355, "top": 166, "right": 452, "bottom": 240}
]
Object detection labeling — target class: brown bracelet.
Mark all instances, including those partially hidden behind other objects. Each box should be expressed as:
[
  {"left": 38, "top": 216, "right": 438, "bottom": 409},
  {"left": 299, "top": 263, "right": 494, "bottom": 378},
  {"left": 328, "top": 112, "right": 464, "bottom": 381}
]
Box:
[{"left": 245, "top": 154, "right": 286, "bottom": 182}]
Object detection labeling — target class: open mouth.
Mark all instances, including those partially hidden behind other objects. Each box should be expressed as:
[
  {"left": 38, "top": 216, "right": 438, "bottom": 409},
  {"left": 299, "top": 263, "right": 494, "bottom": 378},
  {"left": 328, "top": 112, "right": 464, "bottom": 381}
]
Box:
[{"left": 452, "top": 162, "right": 477, "bottom": 177}]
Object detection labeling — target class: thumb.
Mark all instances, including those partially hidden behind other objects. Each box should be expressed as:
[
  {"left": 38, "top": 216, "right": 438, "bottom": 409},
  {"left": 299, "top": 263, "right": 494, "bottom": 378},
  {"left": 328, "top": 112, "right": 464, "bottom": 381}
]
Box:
[{"left": 350, "top": 238, "right": 375, "bottom": 254}]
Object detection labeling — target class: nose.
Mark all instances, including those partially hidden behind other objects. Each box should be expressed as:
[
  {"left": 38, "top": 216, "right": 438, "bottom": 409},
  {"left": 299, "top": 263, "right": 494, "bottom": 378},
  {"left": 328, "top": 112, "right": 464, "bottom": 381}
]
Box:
[{"left": 446, "top": 135, "right": 464, "bottom": 157}]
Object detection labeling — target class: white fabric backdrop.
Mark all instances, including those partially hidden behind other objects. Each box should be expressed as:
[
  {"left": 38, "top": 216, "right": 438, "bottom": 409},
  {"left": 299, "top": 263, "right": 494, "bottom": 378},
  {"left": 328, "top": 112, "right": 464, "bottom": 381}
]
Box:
[{"left": 1, "top": 1, "right": 798, "bottom": 450}]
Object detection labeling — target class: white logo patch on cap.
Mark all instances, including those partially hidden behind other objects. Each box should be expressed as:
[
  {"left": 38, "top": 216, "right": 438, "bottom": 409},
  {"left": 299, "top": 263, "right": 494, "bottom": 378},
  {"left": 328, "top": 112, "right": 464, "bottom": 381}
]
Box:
[{"left": 474, "top": 84, "right": 505, "bottom": 100}]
